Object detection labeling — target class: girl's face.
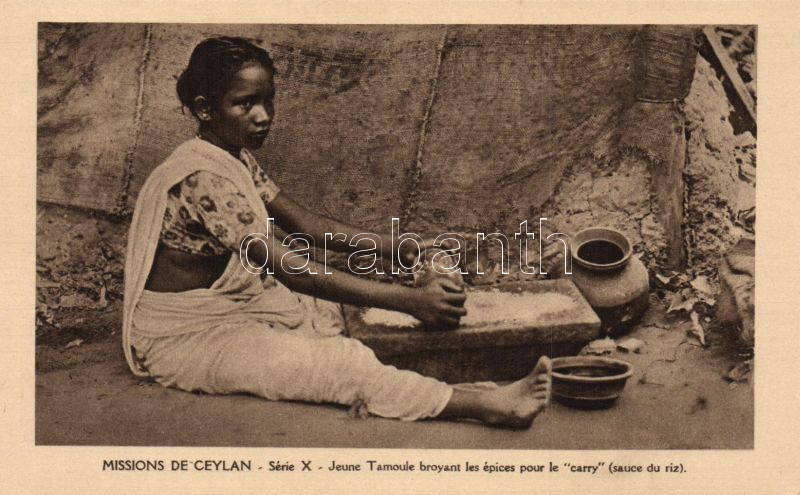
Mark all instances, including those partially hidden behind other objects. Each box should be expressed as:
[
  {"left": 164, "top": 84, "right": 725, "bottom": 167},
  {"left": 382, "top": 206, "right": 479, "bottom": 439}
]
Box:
[{"left": 202, "top": 63, "right": 275, "bottom": 151}]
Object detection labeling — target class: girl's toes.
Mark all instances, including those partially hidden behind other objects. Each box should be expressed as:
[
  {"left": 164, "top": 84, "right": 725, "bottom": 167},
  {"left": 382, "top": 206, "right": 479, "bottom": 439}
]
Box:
[{"left": 533, "top": 355, "right": 552, "bottom": 375}]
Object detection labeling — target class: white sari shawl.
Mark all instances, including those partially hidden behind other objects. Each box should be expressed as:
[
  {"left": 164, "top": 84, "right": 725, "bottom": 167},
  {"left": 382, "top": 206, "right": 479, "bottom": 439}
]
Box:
[{"left": 123, "top": 138, "right": 305, "bottom": 376}]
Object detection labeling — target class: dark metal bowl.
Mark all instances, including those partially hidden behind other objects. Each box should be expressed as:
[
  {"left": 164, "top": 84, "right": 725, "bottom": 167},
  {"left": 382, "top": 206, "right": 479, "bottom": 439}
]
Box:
[{"left": 551, "top": 356, "right": 634, "bottom": 409}]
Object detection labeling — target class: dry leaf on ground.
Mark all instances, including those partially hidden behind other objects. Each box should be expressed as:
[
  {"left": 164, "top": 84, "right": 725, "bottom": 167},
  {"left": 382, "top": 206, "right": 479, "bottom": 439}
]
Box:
[
  {"left": 725, "top": 360, "right": 753, "bottom": 383},
  {"left": 579, "top": 337, "right": 617, "bottom": 355},
  {"left": 617, "top": 338, "right": 646, "bottom": 353},
  {"left": 690, "top": 275, "right": 714, "bottom": 295},
  {"left": 689, "top": 311, "right": 707, "bottom": 346}
]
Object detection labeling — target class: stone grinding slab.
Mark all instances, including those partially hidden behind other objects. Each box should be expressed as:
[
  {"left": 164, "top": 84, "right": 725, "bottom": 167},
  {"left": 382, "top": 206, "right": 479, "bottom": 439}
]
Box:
[{"left": 344, "top": 279, "right": 601, "bottom": 383}]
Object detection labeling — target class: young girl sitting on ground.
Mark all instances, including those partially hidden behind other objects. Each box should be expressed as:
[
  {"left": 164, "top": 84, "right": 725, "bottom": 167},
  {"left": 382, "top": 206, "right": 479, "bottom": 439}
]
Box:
[{"left": 124, "top": 36, "right": 553, "bottom": 428}]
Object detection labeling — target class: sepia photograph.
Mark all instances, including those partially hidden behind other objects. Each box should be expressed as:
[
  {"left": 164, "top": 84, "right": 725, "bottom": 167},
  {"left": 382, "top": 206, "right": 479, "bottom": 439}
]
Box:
[{"left": 34, "top": 23, "right": 757, "bottom": 450}]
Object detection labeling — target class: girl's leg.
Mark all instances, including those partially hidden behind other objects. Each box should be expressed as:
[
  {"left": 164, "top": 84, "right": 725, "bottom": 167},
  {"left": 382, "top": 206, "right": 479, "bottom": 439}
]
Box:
[
  {"left": 209, "top": 327, "right": 454, "bottom": 421},
  {"left": 439, "top": 356, "right": 552, "bottom": 429},
  {"left": 211, "top": 329, "right": 552, "bottom": 427},
  {"left": 295, "top": 296, "right": 554, "bottom": 427},
  {"left": 138, "top": 326, "right": 551, "bottom": 428}
]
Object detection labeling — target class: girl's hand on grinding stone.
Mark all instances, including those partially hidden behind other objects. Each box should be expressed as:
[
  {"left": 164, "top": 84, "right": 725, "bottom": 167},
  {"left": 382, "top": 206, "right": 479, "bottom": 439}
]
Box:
[{"left": 409, "top": 278, "right": 467, "bottom": 329}]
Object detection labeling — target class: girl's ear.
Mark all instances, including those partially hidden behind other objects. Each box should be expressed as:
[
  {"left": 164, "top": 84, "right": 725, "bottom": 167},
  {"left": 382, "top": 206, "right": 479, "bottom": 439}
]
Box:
[{"left": 193, "top": 96, "right": 212, "bottom": 122}]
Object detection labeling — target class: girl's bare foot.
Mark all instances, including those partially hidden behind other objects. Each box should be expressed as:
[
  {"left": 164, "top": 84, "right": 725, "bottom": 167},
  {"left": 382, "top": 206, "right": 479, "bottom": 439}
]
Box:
[
  {"left": 441, "top": 356, "right": 553, "bottom": 429},
  {"left": 481, "top": 356, "right": 552, "bottom": 428}
]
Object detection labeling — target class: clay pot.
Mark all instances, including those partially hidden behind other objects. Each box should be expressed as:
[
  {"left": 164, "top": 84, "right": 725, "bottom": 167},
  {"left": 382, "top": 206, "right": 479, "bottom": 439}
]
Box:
[{"left": 569, "top": 227, "right": 649, "bottom": 337}]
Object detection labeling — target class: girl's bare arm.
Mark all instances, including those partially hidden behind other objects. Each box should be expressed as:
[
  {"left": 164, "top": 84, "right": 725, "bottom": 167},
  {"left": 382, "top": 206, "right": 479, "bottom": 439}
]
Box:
[
  {"left": 242, "top": 237, "right": 466, "bottom": 327},
  {"left": 267, "top": 192, "right": 405, "bottom": 261}
]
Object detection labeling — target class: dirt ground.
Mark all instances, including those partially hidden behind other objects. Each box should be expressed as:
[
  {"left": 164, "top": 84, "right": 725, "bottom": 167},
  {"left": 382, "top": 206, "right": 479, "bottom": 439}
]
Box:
[{"left": 35, "top": 299, "right": 753, "bottom": 449}]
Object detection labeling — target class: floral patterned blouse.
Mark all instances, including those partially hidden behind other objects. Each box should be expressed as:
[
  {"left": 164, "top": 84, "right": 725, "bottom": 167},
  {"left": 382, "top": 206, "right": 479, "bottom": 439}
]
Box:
[{"left": 159, "top": 153, "right": 281, "bottom": 256}]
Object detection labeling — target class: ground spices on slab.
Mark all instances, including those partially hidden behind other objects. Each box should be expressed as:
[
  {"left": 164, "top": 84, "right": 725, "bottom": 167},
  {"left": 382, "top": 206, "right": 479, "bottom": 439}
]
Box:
[{"left": 361, "top": 291, "right": 577, "bottom": 328}]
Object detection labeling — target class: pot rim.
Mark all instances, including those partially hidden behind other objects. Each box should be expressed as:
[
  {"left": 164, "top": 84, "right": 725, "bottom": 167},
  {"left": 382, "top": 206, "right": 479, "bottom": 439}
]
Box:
[
  {"left": 551, "top": 356, "right": 635, "bottom": 383},
  {"left": 571, "top": 227, "right": 633, "bottom": 271}
]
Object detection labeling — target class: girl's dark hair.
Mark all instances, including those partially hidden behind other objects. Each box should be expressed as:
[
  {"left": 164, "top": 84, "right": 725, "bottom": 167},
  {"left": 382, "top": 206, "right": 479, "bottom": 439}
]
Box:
[{"left": 176, "top": 36, "right": 275, "bottom": 118}]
